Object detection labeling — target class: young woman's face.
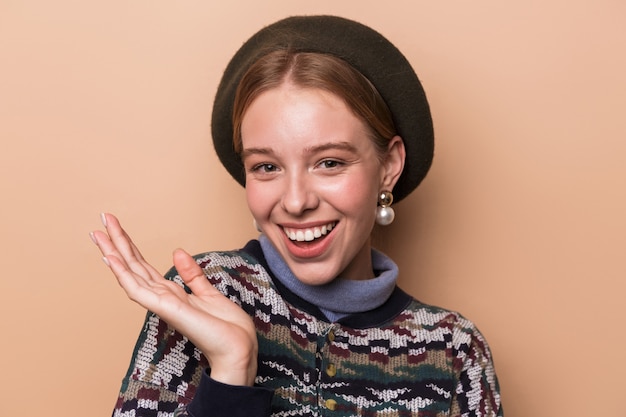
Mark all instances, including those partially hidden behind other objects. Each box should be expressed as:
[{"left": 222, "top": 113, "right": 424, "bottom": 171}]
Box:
[{"left": 241, "top": 83, "right": 403, "bottom": 285}]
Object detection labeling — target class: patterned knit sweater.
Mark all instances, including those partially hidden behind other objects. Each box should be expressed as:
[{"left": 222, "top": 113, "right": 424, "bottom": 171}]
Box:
[{"left": 113, "top": 240, "right": 503, "bottom": 416}]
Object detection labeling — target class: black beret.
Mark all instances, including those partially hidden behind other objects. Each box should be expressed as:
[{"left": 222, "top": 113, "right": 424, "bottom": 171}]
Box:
[{"left": 212, "top": 15, "right": 434, "bottom": 202}]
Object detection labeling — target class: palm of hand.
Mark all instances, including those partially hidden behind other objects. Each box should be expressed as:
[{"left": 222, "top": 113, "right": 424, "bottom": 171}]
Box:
[{"left": 91, "top": 213, "right": 258, "bottom": 386}]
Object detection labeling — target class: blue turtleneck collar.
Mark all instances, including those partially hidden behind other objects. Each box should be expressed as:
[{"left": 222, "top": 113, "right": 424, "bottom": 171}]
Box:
[{"left": 259, "top": 235, "right": 399, "bottom": 322}]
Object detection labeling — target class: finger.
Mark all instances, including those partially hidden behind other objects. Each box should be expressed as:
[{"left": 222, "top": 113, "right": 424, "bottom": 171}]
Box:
[
  {"left": 101, "top": 213, "right": 154, "bottom": 279},
  {"left": 91, "top": 229, "right": 130, "bottom": 269},
  {"left": 105, "top": 254, "right": 162, "bottom": 310},
  {"left": 118, "top": 224, "right": 148, "bottom": 262},
  {"left": 103, "top": 254, "right": 144, "bottom": 297},
  {"left": 92, "top": 228, "right": 155, "bottom": 291},
  {"left": 172, "top": 248, "right": 218, "bottom": 297},
  {"left": 101, "top": 213, "right": 138, "bottom": 260},
  {"left": 96, "top": 237, "right": 153, "bottom": 289},
  {"left": 100, "top": 213, "right": 146, "bottom": 261}
]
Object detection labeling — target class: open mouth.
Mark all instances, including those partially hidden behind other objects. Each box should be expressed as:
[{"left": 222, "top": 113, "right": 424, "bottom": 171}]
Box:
[{"left": 283, "top": 222, "right": 336, "bottom": 242}]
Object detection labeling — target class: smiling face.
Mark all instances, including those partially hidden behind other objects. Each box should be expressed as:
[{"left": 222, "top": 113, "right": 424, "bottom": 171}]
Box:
[{"left": 241, "top": 83, "right": 404, "bottom": 284}]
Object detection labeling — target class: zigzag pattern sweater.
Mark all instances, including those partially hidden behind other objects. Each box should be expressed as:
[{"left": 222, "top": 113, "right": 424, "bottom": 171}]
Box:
[{"left": 113, "top": 240, "right": 503, "bottom": 416}]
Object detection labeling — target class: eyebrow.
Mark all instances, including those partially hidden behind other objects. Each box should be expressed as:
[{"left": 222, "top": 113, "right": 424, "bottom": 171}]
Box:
[
  {"left": 241, "top": 147, "right": 273, "bottom": 160},
  {"left": 241, "top": 141, "right": 359, "bottom": 160},
  {"left": 306, "top": 141, "right": 359, "bottom": 154}
]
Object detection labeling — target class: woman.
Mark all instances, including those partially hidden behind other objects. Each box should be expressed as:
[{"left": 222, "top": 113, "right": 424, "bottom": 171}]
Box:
[{"left": 91, "top": 15, "right": 503, "bottom": 416}]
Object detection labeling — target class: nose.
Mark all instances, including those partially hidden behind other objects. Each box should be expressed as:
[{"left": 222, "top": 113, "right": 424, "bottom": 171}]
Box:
[{"left": 280, "top": 172, "right": 319, "bottom": 216}]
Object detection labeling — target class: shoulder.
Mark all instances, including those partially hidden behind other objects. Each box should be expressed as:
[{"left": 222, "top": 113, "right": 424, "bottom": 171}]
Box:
[
  {"left": 400, "top": 298, "right": 470, "bottom": 326},
  {"left": 164, "top": 241, "right": 284, "bottom": 316},
  {"left": 399, "top": 299, "right": 493, "bottom": 352},
  {"left": 162, "top": 241, "right": 269, "bottom": 290},
  {"left": 193, "top": 249, "right": 264, "bottom": 277}
]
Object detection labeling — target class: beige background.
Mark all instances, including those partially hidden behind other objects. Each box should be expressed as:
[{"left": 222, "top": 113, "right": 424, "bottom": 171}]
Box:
[{"left": 1, "top": 1, "right": 625, "bottom": 415}]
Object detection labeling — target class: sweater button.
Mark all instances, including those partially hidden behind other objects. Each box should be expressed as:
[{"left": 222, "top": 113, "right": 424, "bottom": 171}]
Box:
[
  {"left": 326, "top": 363, "right": 337, "bottom": 377},
  {"left": 327, "top": 330, "right": 335, "bottom": 342},
  {"left": 325, "top": 399, "right": 337, "bottom": 410}
]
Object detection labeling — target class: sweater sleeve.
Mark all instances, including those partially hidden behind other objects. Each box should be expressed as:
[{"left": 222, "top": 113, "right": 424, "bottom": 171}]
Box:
[
  {"left": 449, "top": 319, "right": 504, "bottom": 417},
  {"left": 182, "top": 370, "right": 273, "bottom": 417},
  {"left": 113, "top": 313, "right": 275, "bottom": 417},
  {"left": 112, "top": 254, "right": 275, "bottom": 417},
  {"left": 112, "top": 309, "right": 205, "bottom": 415}
]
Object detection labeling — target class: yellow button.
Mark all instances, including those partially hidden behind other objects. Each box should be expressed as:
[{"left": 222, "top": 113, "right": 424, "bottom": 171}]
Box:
[
  {"left": 325, "top": 399, "right": 337, "bottom": 410},
  {"left": 326, "top": 363, "right": 337, "bottom": 377},
  {"left": 328, "top": 330, "right": 335, "bottom": 342}
]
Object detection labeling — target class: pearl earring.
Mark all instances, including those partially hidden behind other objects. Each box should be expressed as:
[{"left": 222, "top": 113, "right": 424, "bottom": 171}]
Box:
[{"left": 375, "top": 190, "right": 395, "bottom": 226}]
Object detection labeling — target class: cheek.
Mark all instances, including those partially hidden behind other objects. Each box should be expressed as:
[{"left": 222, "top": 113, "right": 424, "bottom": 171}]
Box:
[
  {"left": 245, "top": 183, "right": 273, "bottom": 220},
  {"left": 331, "top": 175, "right": 380, "bottom": 216}
]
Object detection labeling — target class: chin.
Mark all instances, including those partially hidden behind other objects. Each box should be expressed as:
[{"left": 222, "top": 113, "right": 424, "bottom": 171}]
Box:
[{"left": 290, "top": 265, "right": 340, "bottom": 286}]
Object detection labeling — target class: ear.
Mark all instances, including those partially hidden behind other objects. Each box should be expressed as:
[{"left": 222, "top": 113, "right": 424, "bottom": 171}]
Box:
[{"left": 380, "top": 135, "right": 406, "bottom": 191}]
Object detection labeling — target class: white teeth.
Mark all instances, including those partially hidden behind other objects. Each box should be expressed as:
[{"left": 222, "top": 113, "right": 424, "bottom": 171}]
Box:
[{"left": 284, "top": 222, "right": 336, "bottom": 242}]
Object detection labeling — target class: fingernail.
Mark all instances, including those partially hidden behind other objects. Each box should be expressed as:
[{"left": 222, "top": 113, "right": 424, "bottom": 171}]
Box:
[
  {"left": 89, "top": 231, "right": 98, "bottom": 245},
  {"left": 100, "top": 213, "right": 108, "bottom": 227},
  {"left": 102, "top": 256, "right": 110, "bottom": 267}
]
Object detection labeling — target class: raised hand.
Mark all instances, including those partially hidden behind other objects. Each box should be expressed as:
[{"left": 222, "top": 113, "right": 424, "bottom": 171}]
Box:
[{"left": 90, "top": 213, "right": 258, "bottom": 386}]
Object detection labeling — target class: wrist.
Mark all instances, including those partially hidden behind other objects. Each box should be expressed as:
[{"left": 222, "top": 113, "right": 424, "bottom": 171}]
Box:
[
  {"left": 209, "top": 363, "right": 257, "bottom": 387},
  {"left": 208, "top": 348, "right": 258, "bottom": 387}
]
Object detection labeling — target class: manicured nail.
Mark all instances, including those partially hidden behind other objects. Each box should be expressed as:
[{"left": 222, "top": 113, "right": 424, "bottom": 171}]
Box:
[
  {"left": 89, "top": 231, "right": 98, "bottom": 245},
  {"left": 100, "top": 212, "right": 107, "bottom": 227},
  {"left": 102, "top": 256, "right": 110, "bottom": 267}
]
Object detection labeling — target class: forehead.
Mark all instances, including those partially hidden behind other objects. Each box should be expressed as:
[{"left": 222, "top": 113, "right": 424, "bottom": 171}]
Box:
[{"left": 240, "top": 85, "right": 370, "bottom": 149}]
